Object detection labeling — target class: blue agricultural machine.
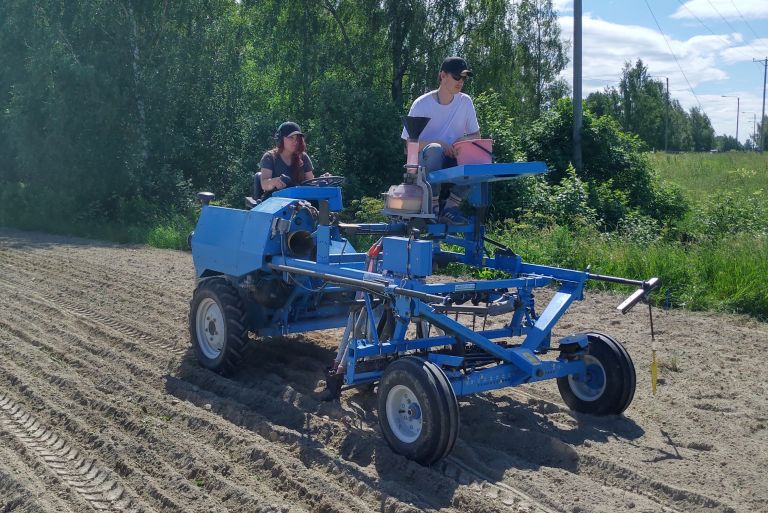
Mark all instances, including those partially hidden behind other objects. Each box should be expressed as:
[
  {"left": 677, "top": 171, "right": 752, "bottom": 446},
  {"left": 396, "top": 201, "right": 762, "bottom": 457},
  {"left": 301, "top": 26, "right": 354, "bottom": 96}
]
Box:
[{"left": 188, "top": 117, "right": 660, "bottom": 465}]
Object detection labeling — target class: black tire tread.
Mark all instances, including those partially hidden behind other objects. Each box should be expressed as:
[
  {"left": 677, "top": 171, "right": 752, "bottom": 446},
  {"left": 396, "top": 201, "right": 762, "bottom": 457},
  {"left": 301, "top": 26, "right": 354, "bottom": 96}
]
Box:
[
  {"left": 423, "top": 361, "right": 459, "bottom": 462},
  {"left": 556, "top": 332, "right": 636, "bottom": 415},
  {"left": 377, "top": 357, "right": 445, "bottom": 465},
  {"left": 189, "top": 277, "right": 249, "bottom": 375}
]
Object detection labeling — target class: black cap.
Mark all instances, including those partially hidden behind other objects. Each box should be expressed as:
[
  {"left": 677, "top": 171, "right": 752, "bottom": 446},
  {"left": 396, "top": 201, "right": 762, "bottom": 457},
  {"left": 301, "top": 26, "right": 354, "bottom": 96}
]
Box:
[
  {"left": 440, "top": 56, "right": 474, "bottom": 77},
  {"left": 276, "top": 121, "right": 304, "bottom": 140}
]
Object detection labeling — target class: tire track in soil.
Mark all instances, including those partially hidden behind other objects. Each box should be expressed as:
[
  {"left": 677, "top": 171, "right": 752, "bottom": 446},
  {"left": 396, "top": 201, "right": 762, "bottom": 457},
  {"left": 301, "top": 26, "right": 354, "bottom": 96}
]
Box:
[
  {"left": 2, "top": 241, "right": 563, "bottom": 512},
  {"left": 0, "top": 394, "right": 148, "bottom": 513},
  {"left": 0, "top": 296, "right": 450, "bottom": 511},
  {"left": 0, "top": 327, "right": 362, "bottom": 513},
  {"left": 0, "top": 429, "right": 85, "bottom": 513}
]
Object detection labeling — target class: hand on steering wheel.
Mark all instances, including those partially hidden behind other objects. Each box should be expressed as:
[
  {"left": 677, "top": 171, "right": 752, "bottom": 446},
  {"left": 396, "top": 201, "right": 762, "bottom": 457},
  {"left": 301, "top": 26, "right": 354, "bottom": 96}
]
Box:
[{"left": 300, "top": 175, "right": 345, "bottom": 187}]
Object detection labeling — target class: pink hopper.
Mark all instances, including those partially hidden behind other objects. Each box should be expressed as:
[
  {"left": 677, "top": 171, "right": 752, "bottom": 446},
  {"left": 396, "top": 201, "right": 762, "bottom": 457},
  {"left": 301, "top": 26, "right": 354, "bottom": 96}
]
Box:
[{"left": 454, "top": 139, "right": 493, "bottom": 165}]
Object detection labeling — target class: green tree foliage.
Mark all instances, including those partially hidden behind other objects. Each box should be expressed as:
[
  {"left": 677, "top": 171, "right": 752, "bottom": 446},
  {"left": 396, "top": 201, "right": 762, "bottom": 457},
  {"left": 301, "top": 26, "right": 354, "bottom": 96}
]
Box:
[
  {"left": 585, "top": 59, "right": 716, "bottom": 152},
  {"left": 0, "top": 0, "right": 572, "bottom": 229},
  {"left": 714, "top": 135, "right": 742, "bottom": 152}
]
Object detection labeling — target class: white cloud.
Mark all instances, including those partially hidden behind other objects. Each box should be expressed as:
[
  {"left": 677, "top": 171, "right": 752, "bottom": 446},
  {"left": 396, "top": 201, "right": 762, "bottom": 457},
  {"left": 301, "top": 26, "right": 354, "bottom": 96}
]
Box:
[
  {"left": 671, "top": 0, "right": 768, "bottom": 21},
  {"left": 560, "top": 15, "right": 728, "bottom": 88},
  {"left": 558, "top": 14, "right": 763, "bottom": 141},
  {"left": 553, "top": 0, "right": 573, "bottom": 15}
]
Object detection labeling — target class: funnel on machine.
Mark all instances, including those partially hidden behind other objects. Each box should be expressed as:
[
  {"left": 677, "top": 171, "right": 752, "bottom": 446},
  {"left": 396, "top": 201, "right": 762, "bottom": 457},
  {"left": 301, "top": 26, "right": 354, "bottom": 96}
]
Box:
[{"left": 402, "top": 116, "right": 430, "bottom": 169}]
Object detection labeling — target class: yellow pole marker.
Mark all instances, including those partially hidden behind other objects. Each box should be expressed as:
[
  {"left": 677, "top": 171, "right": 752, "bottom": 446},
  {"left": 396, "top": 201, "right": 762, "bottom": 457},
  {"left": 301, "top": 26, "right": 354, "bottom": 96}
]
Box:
[{"left": 648, "top": 301, "right": 657, "bottom": 395}]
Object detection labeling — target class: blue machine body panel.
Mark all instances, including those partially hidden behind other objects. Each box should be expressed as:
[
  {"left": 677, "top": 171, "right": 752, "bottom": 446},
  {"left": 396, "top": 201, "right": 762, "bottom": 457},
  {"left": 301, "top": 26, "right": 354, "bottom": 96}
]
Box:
[
  {"left": 193, "top": 194, "right": 353, "bottom": 278},
  {"left": 381, "top": 237, "right": 433, "bottom": 277}
]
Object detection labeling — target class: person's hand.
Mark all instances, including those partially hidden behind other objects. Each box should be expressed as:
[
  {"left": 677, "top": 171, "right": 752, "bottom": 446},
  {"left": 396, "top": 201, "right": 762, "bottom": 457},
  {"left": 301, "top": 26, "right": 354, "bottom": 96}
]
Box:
[
  {"left": 278, "top": 174, "right": 296, "bottom": 188},
  {"left": 320, "top": 172, "right": 331, "bottom": 177},
  {"left": 442, "top": 143, "right": 456, "bottom": 158}
]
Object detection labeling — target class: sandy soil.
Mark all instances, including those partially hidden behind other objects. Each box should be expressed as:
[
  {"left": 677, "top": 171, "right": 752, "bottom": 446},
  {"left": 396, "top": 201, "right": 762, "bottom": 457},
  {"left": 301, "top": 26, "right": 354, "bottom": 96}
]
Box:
[{"left": 0, "top": 227, "right": 766, "bottom": 513}]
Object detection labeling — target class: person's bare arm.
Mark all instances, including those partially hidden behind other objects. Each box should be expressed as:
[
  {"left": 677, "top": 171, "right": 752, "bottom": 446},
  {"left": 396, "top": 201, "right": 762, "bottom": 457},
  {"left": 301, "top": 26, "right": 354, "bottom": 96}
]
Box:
[{"left": 260, "top": 167, "right": 287, "bottom": 191}]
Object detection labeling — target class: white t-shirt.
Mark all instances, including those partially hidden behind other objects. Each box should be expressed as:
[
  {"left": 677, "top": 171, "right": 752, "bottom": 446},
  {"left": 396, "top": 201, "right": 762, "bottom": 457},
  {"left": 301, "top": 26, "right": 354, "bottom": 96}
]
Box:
[{"left": 400, "top": 91, "right": 480, "bottom": 145}]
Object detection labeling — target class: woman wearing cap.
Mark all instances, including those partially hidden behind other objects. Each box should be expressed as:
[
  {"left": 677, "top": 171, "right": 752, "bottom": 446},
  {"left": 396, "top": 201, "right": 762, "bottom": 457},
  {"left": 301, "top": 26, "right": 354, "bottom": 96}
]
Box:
[{"left": 260, "top": 121, "right": 315, "bottom": 193}]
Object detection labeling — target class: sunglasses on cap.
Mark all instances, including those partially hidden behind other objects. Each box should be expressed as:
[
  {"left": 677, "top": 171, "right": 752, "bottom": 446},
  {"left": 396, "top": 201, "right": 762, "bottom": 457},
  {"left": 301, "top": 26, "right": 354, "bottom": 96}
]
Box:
[{"left": 448, "top": 72, "right": 468, "bottom": 81}]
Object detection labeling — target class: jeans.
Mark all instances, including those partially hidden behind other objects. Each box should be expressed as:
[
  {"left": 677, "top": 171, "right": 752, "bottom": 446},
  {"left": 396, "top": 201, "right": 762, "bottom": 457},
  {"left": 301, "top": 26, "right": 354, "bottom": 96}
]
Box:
[{"left": 419, "top": 143, "right": 466, "bottom": 213}]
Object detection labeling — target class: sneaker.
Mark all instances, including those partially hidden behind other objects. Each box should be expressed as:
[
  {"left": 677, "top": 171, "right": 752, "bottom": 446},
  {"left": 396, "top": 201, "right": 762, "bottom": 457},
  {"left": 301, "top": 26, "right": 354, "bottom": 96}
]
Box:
[{"left": 438, "top": 207, "right": 468, "bottom": 225}]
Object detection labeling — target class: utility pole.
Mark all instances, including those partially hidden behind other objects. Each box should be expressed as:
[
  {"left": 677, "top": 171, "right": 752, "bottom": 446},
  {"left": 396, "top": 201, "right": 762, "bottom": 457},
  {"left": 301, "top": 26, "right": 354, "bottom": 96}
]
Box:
[
  {"left": 721, "top": 95, "right": 740, "bottom": 143},
  {"left": 573, "top": 0, "right": 583, "bottom": 172},
  {"left": 755, "top": 57, "right": 767, "bottom": 152}
]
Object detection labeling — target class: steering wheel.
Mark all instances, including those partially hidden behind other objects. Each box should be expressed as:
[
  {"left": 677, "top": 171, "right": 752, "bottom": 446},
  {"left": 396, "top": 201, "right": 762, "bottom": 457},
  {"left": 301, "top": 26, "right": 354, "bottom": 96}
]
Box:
[{"left": 300, "top": 175, "right": 345, "bottom": 187}]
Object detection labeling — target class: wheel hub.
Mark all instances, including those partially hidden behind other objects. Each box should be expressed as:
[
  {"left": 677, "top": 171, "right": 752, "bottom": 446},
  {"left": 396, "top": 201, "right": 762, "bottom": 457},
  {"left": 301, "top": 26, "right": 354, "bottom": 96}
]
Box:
[
  {"left": 568, "top": 355, "right": 607, "bottom": 401},
  {"left": 196, "top": 298, "right": 226, "bottom": 359},
  {"left": 386, "top": 385, "right": 422, "bottom": 443}
]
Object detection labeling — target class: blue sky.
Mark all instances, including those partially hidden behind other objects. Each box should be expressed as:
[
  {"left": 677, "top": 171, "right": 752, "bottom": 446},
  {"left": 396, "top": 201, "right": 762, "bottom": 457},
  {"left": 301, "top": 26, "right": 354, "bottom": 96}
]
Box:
[{"left": 555, "top": 0, "right": 768, "bottom": 143}]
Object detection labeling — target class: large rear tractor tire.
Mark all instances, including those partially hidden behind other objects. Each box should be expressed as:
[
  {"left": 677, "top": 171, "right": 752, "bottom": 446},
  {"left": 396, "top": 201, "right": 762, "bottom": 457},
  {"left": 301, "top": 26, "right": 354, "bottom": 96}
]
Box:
[
  {"left": 557, "top": 332, "right": 636, "bottom": 415},
  {"left": 377, "top": 357, "right": 458, "bottom": 465},
  {"left": 189, "top": 278, "right": 249, "bottom": 375}
]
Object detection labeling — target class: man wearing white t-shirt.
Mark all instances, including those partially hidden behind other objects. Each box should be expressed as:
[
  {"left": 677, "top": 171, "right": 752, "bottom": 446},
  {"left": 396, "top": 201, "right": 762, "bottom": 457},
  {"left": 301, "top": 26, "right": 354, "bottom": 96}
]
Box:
[{"left": 401, "top": 56, "right": 480, "bottom": 224}]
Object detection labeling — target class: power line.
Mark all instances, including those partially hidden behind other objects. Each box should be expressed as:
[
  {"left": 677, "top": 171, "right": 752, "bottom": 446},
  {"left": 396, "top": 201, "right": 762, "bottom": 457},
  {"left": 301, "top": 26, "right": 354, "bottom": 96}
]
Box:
[
  {"left": 728, "top": 0, "right": 768, "bottom": 54},
  {"left": 674, "top": 0, "right": 753, "bottom": 61},
  {"left": 645, "top": 0, "right": 703, "bottom": 109},
  {"left": 706, "top": 0, "right": 740, "bottom": 36}
]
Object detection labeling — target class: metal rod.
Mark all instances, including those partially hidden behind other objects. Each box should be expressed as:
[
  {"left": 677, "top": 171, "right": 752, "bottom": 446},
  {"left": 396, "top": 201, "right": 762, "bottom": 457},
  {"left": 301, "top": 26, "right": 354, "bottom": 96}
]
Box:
[
  {"left": 483, "top": 235, "right": 511, "bottom": 251},
  {"left": 587, "top": 273, "right": 645, "bottom": 287},
  {"left": 269, "top": 263, "right": 444, "bottom": 303}
]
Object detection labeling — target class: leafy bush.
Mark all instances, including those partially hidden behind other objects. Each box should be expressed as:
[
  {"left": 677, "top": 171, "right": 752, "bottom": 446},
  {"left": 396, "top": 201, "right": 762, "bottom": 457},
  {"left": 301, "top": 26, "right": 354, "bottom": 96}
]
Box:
[
  {"left": 691, "top": 190, "right": 767, "bottom": 239},
  {"left": 516, "top": 98, "right": 688, "bottom": 229}
]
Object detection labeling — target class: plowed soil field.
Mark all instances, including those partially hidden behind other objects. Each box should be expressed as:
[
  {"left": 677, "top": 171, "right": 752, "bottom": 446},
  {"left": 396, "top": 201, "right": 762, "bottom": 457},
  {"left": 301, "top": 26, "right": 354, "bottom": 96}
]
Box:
[{"left": 1, "top": 227, "right": 766, "bottom": 513}]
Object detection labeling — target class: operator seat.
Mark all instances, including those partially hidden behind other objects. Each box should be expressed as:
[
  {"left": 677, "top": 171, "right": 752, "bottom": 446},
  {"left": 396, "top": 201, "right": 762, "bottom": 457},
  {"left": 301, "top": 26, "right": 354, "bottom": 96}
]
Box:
[{"left": 244, "top": 172, "right": 264, "bottom": 209}]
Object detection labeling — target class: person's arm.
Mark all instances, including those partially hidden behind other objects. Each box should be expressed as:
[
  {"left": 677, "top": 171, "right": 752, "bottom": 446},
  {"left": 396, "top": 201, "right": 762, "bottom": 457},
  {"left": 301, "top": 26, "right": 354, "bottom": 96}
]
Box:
[
  {"left": 259, "top": 154, "right": 287, "bottom": 191},
  {"left": 303, "top": 154, "right": 315, "bottom": 181},
  {"left": 260, "top": 167, "right": 288, "bottom": 191}
]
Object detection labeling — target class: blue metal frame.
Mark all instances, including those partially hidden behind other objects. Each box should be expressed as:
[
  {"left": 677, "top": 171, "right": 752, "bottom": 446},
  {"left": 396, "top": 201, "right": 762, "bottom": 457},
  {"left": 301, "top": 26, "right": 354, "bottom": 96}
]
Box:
[{"left": 191, "top": 162, "right": 626, "bottom": 399}]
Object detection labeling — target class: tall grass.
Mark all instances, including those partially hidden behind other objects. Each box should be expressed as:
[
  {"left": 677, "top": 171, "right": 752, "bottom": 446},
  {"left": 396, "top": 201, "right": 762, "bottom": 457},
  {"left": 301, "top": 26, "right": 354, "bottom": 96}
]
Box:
[
  {"left": 648, "top": 152, "right": 768, "bottom": 203},
  {"left": 481, "top": 224, "right": 768, "bottom": 319}
]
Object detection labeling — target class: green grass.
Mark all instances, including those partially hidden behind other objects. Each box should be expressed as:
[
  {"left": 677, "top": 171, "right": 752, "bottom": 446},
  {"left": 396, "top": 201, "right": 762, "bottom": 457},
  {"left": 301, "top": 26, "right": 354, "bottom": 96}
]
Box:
[
  {"left": 648, "top": 152, "right": 768, "bottom": 203},
  {"left": 0, "top": 207, "right": 195, "bottom": 250},
  {"left": 478, "top": 224, "right": 768, "bottom": 319}
]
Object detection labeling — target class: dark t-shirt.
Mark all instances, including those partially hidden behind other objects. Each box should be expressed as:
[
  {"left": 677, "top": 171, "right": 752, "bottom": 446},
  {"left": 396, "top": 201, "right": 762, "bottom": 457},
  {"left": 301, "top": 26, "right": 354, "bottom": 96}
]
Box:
[{"left": 259, "top": 151, "right": 314, "bottom": 183}]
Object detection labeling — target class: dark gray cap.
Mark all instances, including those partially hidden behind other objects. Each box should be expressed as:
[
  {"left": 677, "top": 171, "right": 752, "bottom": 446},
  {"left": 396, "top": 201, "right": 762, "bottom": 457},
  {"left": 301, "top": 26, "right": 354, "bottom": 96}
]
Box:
[{"left": 440, "top": 56, "right": 474, "bottom": 77}]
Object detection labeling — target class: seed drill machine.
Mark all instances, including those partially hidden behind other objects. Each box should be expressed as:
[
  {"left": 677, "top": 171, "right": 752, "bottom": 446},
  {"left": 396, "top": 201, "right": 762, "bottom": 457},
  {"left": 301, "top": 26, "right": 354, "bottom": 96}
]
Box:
[{"left": 188, "top": 117, "right": 660, "bottom": 465}]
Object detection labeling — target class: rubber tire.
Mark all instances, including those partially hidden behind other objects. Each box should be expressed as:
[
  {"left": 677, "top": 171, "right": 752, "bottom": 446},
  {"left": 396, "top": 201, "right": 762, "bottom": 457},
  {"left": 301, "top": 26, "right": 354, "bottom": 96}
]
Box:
[
  {"left": 189, "top": 278, "right": 249, "bottom": 376},
  {"left": 557, "top": 332, "right": 636, "bottom": 415},
  {"left": 377, "top": 357, "right": 449, "bottom": 465},
  {"left": 423, "top": 361, "right": 460, "bottom": 461}
]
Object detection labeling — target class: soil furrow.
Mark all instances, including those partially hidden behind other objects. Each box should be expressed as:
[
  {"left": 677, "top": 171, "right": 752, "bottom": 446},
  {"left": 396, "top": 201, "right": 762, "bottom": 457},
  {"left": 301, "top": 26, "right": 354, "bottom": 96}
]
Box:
[
  {"left": 0, "top": 313, "right": 423, "bottom": 513},
  {"left": 1, "top": 228, "right": 765, "bottom": 513}
]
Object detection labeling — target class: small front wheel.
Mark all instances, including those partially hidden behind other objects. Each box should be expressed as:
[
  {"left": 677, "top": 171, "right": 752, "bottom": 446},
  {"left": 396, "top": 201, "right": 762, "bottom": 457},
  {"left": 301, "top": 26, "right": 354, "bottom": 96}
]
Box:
[
  {"left": 189, "top": 278, "right": 248, "bottom": 375},
  {"left": 377, "top": 357, "right": 457, "bottom": 465},
  {"left": 557, "top": 332, "right": 636, "bottom": 415}
]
